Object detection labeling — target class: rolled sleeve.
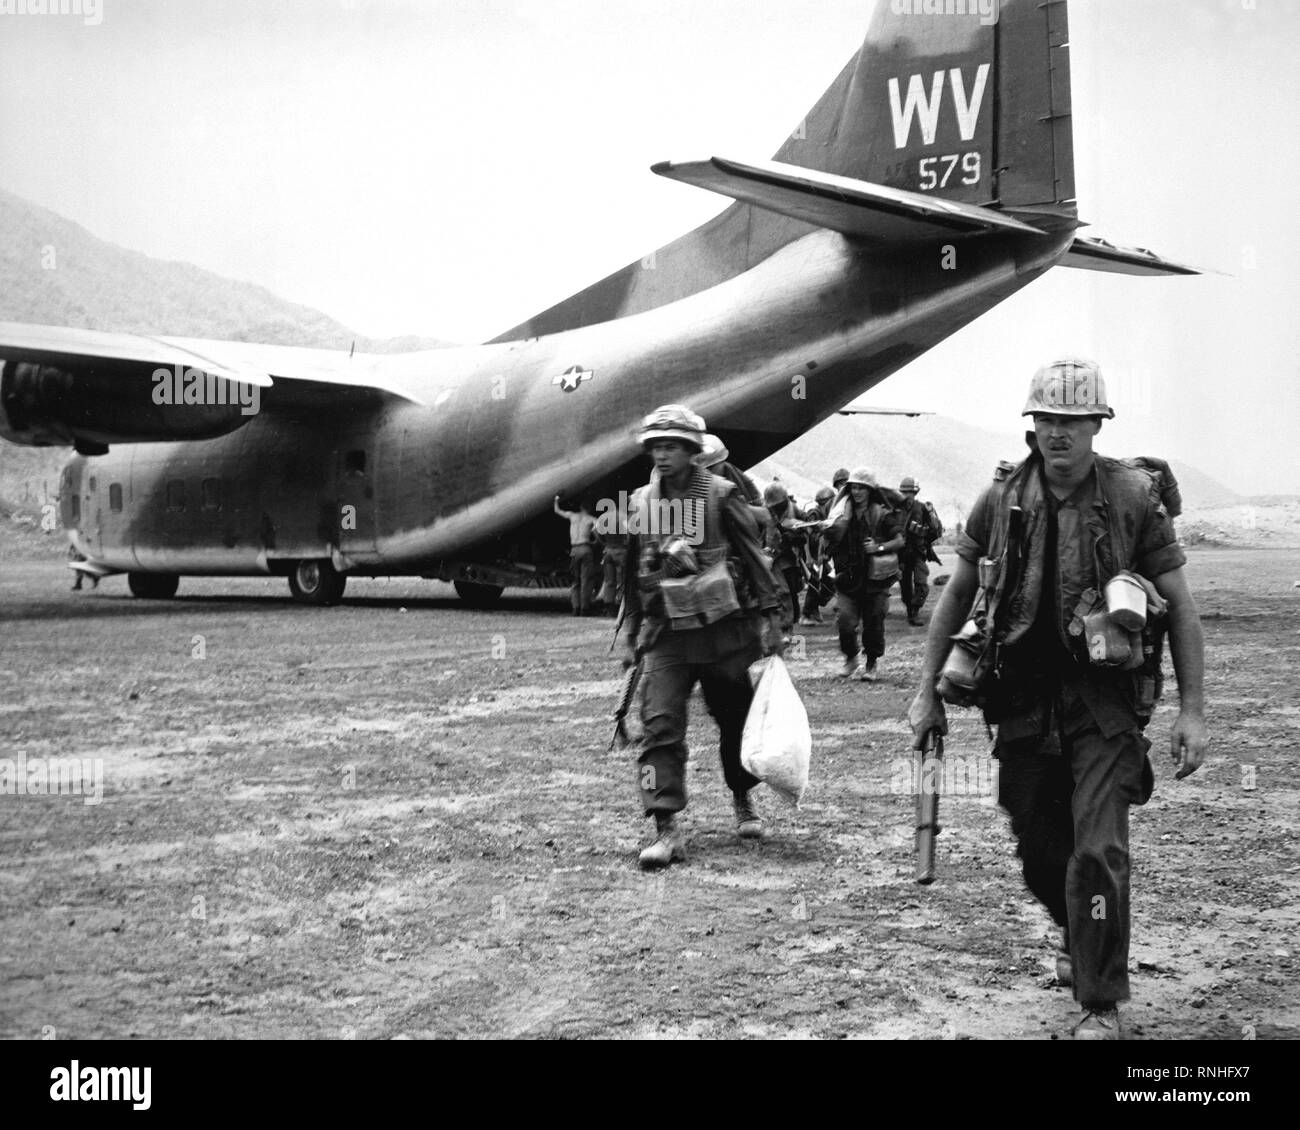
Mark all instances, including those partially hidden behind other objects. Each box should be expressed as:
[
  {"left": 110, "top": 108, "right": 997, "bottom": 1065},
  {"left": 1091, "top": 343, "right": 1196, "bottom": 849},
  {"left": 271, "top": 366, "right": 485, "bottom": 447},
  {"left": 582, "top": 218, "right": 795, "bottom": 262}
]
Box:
[
  {"left": 1135, "top": 498, "right": 1186, "bottom": 579},
  {"left": 956, "top": 485, "right": 994, "bottom": 565}
]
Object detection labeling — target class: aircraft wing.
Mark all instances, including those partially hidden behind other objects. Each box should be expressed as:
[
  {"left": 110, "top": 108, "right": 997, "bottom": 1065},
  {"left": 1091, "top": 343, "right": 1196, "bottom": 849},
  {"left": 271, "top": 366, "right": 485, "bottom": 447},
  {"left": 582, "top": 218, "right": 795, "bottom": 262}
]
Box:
[
  {"left": 0, "top": 323, "right": 451, "bottom": 400},
  {"left": 0, "top": 323, "right": 273, "bottom": 387},
  {"left": 0, "top": 321, "right": 451, "bottom": 450},
  {"left": 651, "top": 156, "right": 1048, "bottom": 243}
]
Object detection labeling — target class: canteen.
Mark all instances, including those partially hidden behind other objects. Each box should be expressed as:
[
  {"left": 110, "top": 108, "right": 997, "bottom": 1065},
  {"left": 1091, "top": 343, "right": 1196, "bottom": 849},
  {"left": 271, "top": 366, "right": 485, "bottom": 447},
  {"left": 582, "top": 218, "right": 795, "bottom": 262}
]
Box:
[{"left": 1105, "top": 573, "right": 1147, "bottom": 632}]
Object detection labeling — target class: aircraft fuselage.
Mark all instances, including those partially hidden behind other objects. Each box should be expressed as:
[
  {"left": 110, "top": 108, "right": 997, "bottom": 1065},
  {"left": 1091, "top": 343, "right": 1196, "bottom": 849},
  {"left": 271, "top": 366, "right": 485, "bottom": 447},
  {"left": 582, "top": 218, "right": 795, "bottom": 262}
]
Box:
[{"left": 62, "top": 226, "right": 1071, "bottom": 583}]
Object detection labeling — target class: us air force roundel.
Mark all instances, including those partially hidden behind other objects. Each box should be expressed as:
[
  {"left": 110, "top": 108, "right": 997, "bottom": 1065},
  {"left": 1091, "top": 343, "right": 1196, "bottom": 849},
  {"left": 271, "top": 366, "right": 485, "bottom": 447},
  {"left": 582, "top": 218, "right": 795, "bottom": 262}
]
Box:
[{"left": 552, "top": 365, "right": 593, "bottom": 392}]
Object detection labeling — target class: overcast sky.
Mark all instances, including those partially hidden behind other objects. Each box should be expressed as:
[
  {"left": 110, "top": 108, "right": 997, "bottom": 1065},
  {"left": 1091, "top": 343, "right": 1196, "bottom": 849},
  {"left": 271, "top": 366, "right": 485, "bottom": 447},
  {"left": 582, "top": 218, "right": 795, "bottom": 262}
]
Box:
[{"left": 1, "top": 0, "right": 1297, "bottom": 493}]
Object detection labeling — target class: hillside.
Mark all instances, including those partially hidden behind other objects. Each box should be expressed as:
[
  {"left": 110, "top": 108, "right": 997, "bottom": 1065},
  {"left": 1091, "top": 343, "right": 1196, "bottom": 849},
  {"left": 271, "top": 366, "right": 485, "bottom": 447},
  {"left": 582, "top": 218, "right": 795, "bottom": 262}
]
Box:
[
  {"left": 753, "top": 415, "right": 1298, "bottom": 547},
  {"left": 0, "top": 188, "right": 453, "bottom": 352},
  {"left": 755, "top": 414, "right": 1242, "bottom": 523}
]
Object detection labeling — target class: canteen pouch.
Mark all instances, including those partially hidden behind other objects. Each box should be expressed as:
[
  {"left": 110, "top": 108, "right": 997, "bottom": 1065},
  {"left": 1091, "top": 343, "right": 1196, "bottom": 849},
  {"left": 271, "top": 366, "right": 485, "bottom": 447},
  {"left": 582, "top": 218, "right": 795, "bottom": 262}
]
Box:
[
  {"left": 658, "top": 555, "right": 741, "bottom": 629},
  {"left": 866, "top": 551, "right": 900, "bottom": 583},
  {"left": 937, "top": 617, "right": 993, "bottom": 707}
]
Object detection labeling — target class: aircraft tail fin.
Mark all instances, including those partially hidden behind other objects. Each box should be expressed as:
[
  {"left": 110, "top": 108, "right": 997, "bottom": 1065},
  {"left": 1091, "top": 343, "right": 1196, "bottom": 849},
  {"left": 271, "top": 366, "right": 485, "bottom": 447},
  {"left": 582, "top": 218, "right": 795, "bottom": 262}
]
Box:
[
  {"left": 780, "top": 0, "right": 1075, "bottom": 216},
  {"left": 495, "top": 0, "right": 1075, "bottom": 340}
]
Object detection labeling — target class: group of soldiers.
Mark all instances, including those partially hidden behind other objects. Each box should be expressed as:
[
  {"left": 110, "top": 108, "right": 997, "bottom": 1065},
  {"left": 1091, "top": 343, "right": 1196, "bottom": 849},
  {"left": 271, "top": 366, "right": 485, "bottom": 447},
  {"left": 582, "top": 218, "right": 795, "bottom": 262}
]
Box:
[
  {"left": 610, "top": 359, "right": 1208, "bottom": 1042},
  {"left": 556, "top": 447, "right": 946, "bottom": 667},
  {"left": 758, "top": 466, "right": 944, "bottom": 680}
]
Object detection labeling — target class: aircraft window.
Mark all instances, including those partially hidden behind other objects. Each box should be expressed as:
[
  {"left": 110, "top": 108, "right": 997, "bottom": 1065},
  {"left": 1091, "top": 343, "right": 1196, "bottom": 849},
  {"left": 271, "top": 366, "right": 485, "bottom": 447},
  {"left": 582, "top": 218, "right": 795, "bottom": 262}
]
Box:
[
  {"left": 346, "top": 450, "right": 367, "bottom": 475},
  {"left": 109, "top": 483, "right": 123, "bottom": 512},
  {"left": 201, "top": 478, "right": 221, "bottom": 511},
  {"left": 166, "top": 480, "right": 186, "bottom": 511},
  {"left": 69, "top": 493, "right": 80, "bottom": 522},
  {"left": 89, "top": 476, "right": 97, "bottom": 492}
]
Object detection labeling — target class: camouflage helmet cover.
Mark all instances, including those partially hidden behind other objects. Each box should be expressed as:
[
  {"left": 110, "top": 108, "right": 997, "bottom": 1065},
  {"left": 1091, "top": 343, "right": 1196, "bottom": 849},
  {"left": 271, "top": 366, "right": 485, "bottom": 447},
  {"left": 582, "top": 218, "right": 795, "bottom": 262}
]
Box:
[
  {"left": 763, "top": 481, "right": 789, "bottom": 506},
  {"left": 694, "top": 433, "right": 729, "bottom": 467},
  {"left": 1022, "top": 358, "right": 1115, "bottom": 419},
  {"left": 640, "top": 404, "right": 706, "bottom": 451}
]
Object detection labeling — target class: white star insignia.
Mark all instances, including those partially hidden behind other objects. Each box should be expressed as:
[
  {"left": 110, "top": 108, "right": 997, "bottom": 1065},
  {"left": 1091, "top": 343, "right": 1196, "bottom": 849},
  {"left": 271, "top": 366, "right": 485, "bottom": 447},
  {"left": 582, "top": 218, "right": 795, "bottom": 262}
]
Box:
[{"left": 552, "top": 365, "right": 593, "bottom": 393}]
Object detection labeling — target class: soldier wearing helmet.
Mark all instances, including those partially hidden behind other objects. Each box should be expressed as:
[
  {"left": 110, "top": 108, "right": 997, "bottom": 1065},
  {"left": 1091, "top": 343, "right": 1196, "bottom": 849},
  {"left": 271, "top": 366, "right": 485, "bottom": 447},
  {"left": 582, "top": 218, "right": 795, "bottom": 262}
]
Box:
[
  {"left": 761, "top": 479, "right": 810, "bottom": 638},
  {"left": 896, "top": 475, "right": 944, "bottom": 626},
  {"left": 696, "top": 434, "right": 763, "bottom": 505},
  {"left": 619, "top": 404, "right": 786, "bottom": 869},
  {"left": 797, "top": 486, "right": 839, "bottom": 626},
  {"left": 907, "top": 359, "right": 1207, "bottom": 1041},
  {"left": 821, "top": 466, "right": 904, "bottom": 681}
]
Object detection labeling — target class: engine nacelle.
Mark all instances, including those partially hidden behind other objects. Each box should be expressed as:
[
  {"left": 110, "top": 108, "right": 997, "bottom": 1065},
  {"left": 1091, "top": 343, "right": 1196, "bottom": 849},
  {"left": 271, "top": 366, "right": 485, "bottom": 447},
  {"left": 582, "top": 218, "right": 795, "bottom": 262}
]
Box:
[{"left": 0, "top": 358, "right": 257, "bottom": 449}]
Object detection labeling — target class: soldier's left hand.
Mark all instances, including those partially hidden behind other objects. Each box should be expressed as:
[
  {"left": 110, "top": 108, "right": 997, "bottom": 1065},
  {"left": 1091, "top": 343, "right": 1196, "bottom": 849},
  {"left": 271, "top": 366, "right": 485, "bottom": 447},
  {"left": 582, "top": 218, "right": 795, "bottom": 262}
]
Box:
[
  {"left": 763, "top": 611, "right": 786, "bottom": 657},
  {"left": 1170, "top": 710, "right": 1208, "bottom": 779}
]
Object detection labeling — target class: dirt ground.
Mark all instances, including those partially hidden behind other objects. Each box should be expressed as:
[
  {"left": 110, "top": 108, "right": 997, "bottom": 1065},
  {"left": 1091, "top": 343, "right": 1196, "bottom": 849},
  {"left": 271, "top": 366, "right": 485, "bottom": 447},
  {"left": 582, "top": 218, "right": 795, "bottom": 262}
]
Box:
[{"left": 0, "top": 547, "right": 1296, "bottom": 1040}]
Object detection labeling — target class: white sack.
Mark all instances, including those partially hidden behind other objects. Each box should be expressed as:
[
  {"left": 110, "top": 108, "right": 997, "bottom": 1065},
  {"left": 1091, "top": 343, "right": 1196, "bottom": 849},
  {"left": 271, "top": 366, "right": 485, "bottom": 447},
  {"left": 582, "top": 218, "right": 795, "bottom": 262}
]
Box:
[{"left": 740, "top": 655, "right": 811, "bottom": 806}]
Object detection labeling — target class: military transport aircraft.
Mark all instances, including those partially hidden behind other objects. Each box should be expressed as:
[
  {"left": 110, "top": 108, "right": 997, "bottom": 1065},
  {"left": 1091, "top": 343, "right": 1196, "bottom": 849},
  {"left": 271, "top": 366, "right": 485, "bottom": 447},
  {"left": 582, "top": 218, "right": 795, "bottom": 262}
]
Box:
[{"left": 0, "top": 0, "right": 1194, "bottom": 606}]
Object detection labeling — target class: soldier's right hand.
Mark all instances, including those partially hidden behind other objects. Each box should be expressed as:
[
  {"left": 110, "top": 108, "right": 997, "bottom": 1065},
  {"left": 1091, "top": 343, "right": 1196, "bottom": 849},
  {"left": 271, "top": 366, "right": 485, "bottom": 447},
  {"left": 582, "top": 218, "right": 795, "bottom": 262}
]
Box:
[
  {"left": 622, "top": 641, "right": 639, "bottom": 669},
  {"left": 907, "top": 690, "right": 948, "bottom": 750}
]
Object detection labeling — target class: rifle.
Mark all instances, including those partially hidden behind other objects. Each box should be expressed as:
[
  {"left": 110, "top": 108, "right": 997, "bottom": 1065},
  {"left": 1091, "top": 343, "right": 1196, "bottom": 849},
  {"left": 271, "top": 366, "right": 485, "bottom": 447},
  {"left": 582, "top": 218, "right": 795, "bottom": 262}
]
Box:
[
  {"left": 610, "top": 650, "right": 643, "bottom": 751},
  {"left": 608, "top": 621, "right": 661, "bottom": 750},
  {"left": 914, "top": 728, "right": 944, "bottom": 885}
]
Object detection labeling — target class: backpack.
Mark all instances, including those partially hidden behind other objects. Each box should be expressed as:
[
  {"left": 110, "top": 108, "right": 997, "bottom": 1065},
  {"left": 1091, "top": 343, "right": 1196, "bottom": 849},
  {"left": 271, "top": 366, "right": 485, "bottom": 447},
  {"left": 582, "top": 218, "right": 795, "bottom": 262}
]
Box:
[{"left": 923, "top": 502, "right": 943, "bottom": 544}]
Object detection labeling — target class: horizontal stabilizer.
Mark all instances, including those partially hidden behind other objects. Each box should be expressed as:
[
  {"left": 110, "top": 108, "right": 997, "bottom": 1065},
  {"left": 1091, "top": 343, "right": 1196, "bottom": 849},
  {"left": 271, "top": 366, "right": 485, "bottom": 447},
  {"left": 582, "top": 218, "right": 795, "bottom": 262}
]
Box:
[
  {"left": 1060, "top": 235, "right": 1199, "bottom": 276},
  {"left": 651, "top": 156, "right": 1046, "bottom": 243}
]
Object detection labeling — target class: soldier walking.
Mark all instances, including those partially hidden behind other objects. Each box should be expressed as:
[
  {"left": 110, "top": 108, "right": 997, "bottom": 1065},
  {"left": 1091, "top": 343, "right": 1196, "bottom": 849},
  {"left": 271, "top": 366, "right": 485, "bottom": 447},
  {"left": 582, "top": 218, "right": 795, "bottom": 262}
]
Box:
[
  {"left": 907, "top": 360, "right": 1208, "bottom": 1040},
  {"left": 823, "top": 467, "right": 903, "bottom": 681},
  {"left": 897, "top": 476, "right": 943, "bottom": 626},
  {"left": 618, "top": 405, "right": 785, "bottom": 869}
]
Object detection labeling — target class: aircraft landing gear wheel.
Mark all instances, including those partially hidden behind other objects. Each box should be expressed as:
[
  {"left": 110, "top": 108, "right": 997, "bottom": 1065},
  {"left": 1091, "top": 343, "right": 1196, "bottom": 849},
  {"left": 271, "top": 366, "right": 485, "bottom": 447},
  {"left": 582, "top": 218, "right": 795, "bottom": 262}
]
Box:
[
  {"left": 289, "top": 559, "right": 347, "bottom": 606},
  {"left": 454, "top": 580, "right": 505, "bottom": 608},
  {"left": 127, "top": 572, "right": 179, "bottom": 599}
]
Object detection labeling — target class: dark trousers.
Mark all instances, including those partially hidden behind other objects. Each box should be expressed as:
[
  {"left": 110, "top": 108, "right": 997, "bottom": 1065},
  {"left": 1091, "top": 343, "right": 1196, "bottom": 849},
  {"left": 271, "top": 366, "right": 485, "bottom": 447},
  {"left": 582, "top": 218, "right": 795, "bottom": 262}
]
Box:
[
  {"left": 636, "top": 617, "right": 763, "bottom": 814},
  {"left": 569, "top": 545, "right": 597, "bottom": 613},
  {"left": 778, "top": 565, "right": 802, "bottom": 630},
  {"left": 835, "top": 587, "right": 891, "bottom": 661},
  {"left": 899, "top": 553, "right": 930, "bottom": 615},
  {"left": 597, "top": 546, "right": 627, "bottom": 609},
  {"left": 995, "top": 686, "right": 1152, "bottom": 1008}
]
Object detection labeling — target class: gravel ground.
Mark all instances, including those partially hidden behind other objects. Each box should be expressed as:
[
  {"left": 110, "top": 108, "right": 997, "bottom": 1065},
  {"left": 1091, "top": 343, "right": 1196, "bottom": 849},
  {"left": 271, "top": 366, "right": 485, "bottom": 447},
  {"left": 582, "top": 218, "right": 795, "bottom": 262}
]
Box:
[{"left": 0, "top": 548, "right": 1296, "bottom": 1040}]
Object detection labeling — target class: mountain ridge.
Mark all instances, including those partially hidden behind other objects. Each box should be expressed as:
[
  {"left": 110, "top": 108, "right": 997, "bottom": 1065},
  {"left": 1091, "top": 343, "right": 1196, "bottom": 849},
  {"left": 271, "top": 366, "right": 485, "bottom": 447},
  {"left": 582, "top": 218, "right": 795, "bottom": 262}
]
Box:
[
  {"left": 0, "top": 188, "right": 455, "bottom": 352},
  {"left": 755, "top": 413, "right": 1243, "bottom": 526}
]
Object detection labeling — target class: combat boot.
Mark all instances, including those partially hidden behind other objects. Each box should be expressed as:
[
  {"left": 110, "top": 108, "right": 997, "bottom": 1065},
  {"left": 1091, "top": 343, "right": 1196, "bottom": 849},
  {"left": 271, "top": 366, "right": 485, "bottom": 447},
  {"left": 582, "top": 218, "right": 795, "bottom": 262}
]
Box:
[
  {"left": 733, "top": 791, "right": 763, "bottom": 840},
  {"left": 1071, "top": 1006, "right": 1122, "bottom": 1041},
  {"left": 638, "top": 814, "right": 686, "bottom": 869}
]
